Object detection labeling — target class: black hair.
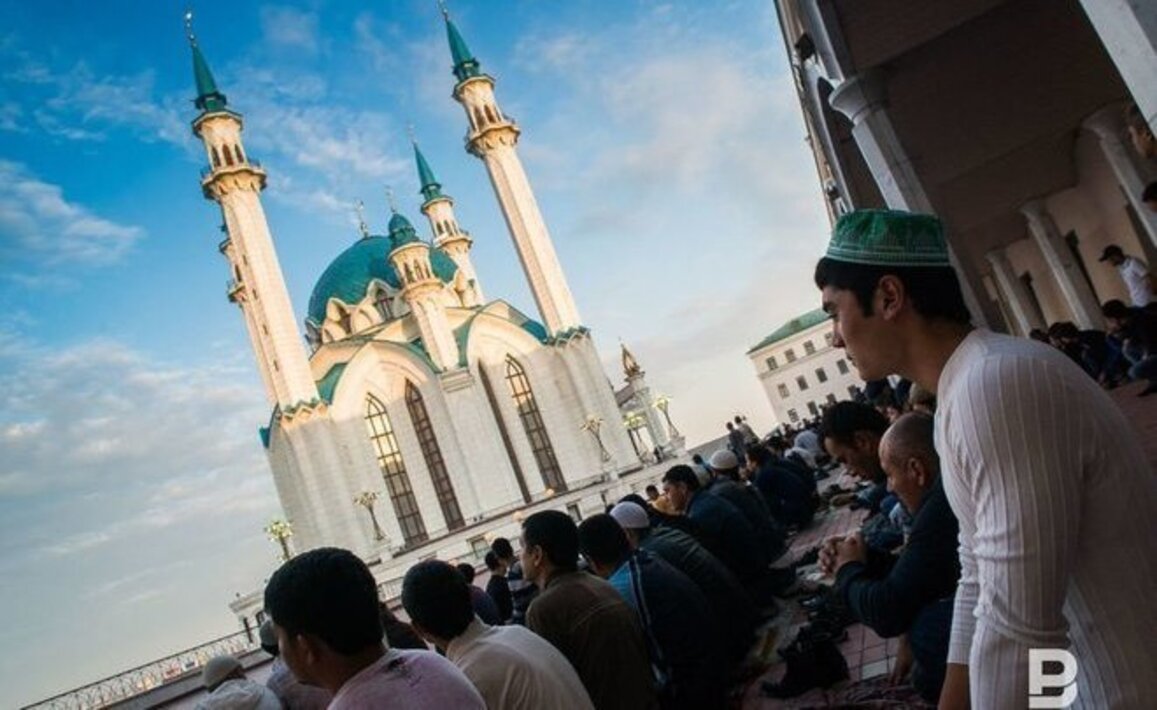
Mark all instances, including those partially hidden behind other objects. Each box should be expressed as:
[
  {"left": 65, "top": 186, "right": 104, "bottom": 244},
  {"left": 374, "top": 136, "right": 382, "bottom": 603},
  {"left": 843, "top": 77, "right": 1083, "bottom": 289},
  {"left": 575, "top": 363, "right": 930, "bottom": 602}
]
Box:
[
  {"left": 401, "top": 560, "right": 473, "bottom": 640},
  {"left": 619, "top": 493, "right": 649, "bottom": 509},
  {"left": 522, "top": 510, "right": 579, "bottom": 572},
  {"left": 662, "top": 464, "right": 700, "bottom": 490},
  {"left": 577, "top": 514, "right": 631, "bottom": 570},
  {"left": 1102, "top": 299, "right": 1130, "bottom": 320},
  {"left": 820, "top": 400, "right": 889, "bottom": 445},
  {"left": 1144, "top": 181, "right": 1157, "bottom": 203},
  {"left": 490, "top": 537, "right": 514, "bottom": 560},
  {"left": 455, "top": 562, "right": 476, "bottom": 584},
  {"left": 263, "top": 548, "right": 383, "bottom": 656},
  {"left": 746, "top": 444, "right": 773, "bottom": 466},
  {"left": 644, "top": 484, "right": 659, "bottom": 496},
  {"left": 691, "top": 453, "right": 706, "bottom": 465},
  {"left": 484, "top": 551, "right": 500, "bottom": 571},
  {"left": 1048, "top": 322, "right": 1079, "bottom": 340},
  {"left": 814, "top": 257, "right": 972, "bottom": 325}
]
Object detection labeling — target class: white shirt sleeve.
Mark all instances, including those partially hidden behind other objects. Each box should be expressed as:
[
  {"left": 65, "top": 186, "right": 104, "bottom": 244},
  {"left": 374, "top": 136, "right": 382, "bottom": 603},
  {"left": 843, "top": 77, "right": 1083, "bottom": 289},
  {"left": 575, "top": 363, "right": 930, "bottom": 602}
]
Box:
[{"left": 944, "top": 355, "right": 1083, "bottom": 707}]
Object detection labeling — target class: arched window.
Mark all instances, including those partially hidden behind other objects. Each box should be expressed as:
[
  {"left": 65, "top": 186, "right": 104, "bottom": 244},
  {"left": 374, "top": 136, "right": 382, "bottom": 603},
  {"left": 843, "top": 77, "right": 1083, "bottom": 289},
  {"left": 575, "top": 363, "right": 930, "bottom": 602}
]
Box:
[
  {"left": 234, "top": 145, "right": 245, "bottom": 163},
  {"left": 504, "top": 357, "right": 566, "bottom": 492},
  {"left": 211, "top": 146, "right": 221, "bottom": 167},
  {"left": 405, "top": 382, "right": 464, "bottom": 530},
  {"left": 365, "top": 395, "right": 427, "bottom": 546},
  {"left": 435, "top": 221, "right": 444, "bottom": 235},
  {"left": 222, "top": 144, "right": 234, "bottom": 166},
  {"left": 485, "top": 105, "right": 497, "bottom": 124},
  {"left": 337, "top": 307, "right": 352, "bottom": 335},
  {"left": 473, "top": 106, "right": 485, "bottom": 128},
  {"left": 374, "top": 289, "right": 393, "bottom": 321}
]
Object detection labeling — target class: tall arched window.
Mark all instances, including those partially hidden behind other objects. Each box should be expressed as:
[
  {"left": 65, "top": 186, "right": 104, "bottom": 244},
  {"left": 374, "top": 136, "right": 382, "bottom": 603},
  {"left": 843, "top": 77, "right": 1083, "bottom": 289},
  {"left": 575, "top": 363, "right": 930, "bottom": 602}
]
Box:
[
  {"left": 484, "top": 105, "right": 497, "bottom": 123},
  {"left": 405, "top": 382, "right": 464, "bottom": 530},
  {"left": 504, "top": 357, "right": 566, "bottom": 492},
  {"left": 222, "top": 144, "right": 234, "bottom": 166},
  {"left": 365, "top": 395, "right": 427, "bottom": 546},
  {"left": 234, "top": 145, "right": 245, "bottom": 163},
  {"left": 211, "top": 146, "right": 221, "bottom": 167}
]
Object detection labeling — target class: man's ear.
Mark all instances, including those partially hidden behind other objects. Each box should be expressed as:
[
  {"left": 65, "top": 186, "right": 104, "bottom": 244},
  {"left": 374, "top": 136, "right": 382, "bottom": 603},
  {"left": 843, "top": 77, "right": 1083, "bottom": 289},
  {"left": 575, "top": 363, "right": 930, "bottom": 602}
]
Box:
[
  {"left": 294, "top": 632, "right": 325, "bottom": 667},
  {"left": 876, "top": 275, "right": 906, "bottom": 320},
  {"left": 908, "top": 457, "right": 927, "bottom": 487}
]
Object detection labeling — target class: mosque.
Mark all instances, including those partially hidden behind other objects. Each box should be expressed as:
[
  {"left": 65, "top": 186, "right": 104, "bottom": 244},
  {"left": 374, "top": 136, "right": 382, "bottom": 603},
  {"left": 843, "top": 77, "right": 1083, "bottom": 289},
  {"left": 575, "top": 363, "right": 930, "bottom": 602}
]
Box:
[{"left": 185, "top": 11, "right": 683, "bottom": 627}]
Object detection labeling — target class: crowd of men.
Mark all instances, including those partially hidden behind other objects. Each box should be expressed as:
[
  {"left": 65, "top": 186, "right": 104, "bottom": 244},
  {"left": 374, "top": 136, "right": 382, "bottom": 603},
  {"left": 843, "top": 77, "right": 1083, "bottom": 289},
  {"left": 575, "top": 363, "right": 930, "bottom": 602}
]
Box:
[{"left": 195, "top": 208, "right": 1156, "bottom": 710}]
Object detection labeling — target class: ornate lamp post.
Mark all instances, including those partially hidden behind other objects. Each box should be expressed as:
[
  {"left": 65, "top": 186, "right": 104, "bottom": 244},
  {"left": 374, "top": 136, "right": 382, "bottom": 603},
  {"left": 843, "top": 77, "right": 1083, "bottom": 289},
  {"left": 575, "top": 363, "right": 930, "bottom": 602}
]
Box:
[
  {"left": 623, "top": 412, "right": 646, "bottom": 458},
  {"left": 580, "top": 415, "right": 611, "bottom": 462},
  {"left": 264, "top": 519, "right": 293, "bottom": 562},
  {"left": 354, "top": 491, "right": 387, "bottom": 542},
  {"left": 653, "top": 395, "right": 680, "bottom": 438}
]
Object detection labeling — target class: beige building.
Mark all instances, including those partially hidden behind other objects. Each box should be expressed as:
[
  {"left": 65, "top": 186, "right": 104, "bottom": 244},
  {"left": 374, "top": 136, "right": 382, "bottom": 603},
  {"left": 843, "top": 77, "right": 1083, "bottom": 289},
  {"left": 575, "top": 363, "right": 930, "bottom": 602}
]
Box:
[
  {"left": 748, "top": 308, "right": 863, "bottom": 427},
  {"left": 773, "top": 0, "right": 1157, "bottom": 335}
]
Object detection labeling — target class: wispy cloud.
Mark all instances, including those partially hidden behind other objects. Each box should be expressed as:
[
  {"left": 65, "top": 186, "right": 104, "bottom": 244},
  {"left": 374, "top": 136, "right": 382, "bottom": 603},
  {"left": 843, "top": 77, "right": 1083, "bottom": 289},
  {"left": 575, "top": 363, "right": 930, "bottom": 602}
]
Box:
[
  {"left": 260, "top": 6, "right": 320, "bottom": 54},
  {"left": 0, "top": 160, "right": 144, "bottom": 266}
]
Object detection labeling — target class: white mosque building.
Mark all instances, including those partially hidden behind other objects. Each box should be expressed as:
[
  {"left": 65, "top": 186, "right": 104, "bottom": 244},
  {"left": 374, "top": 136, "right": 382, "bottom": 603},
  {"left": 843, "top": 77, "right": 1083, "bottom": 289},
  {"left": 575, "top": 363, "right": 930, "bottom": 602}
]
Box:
[{"left": 185, "top": 12, "right": 682, "bottom": 627}]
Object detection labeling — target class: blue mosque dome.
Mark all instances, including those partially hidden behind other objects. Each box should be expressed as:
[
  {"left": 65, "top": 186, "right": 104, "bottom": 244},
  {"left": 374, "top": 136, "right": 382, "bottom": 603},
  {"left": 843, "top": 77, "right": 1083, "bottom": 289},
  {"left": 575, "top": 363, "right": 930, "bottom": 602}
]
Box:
[{"left": 307, "top": 235, "right": 460, "bottom": 326}]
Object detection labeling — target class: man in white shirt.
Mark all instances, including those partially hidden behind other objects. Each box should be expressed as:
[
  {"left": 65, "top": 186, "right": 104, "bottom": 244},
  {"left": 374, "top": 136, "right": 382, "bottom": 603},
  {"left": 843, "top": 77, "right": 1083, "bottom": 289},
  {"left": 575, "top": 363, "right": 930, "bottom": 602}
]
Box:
[
  {"left": 814, "top": 209, "right": 1157, "bottom": 709},
  {"left": 401, "top": 559, "right": 595, "bottom": 710},
  {"left": 1099, "top": 244, "right": 1155, "bottom": 307}
]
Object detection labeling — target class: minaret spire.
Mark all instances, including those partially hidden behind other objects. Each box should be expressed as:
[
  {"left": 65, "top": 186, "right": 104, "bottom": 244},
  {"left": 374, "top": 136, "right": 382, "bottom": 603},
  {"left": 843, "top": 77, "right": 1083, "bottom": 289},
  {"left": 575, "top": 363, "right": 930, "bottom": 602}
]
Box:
[
  {"left": 440, "top": 2, "right": 482, "bottom": 82},
  {"left": 354, "top": 200, "right": 370, "bottom": 239},
  {"left": 413, "top": 139, "right": 443, "bottom": 203},
  {"left": 185, "top": 10, "right": 228, "bottom": 114}
]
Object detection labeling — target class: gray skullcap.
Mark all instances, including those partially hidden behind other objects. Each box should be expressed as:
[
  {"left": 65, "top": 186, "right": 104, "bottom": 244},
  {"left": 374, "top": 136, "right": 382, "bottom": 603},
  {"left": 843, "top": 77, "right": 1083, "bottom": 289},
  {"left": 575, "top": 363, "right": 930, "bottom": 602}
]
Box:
[
  {"left": 202, "top": 655, "right": 242, "bottom": 691},
  {"left": 709, "top": 449, "right": 739, "bottom": 470}
]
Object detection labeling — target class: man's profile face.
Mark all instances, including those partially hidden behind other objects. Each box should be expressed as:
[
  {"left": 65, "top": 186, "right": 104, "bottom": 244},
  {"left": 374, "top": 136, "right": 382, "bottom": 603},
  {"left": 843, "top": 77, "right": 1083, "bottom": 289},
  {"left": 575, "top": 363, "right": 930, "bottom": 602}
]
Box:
[
  {"left": 821, "top": 285, "right": 892, "bottom": 381},
  {"left": 662, "top": 480, "right": 689, "bottom": 511},
  {"left": 274, "top": 621, "right": 317, "bottom": 686},
  {"left": 824, "top": 433, "right": 883, "bottom": 482}
]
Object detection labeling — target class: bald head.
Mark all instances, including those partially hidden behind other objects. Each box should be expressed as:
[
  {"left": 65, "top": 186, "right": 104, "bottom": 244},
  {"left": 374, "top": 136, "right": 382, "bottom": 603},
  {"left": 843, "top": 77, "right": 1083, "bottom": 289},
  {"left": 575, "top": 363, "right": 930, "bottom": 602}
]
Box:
[{"left": 879, "top": 412, "right": 939, "bottom": 513}]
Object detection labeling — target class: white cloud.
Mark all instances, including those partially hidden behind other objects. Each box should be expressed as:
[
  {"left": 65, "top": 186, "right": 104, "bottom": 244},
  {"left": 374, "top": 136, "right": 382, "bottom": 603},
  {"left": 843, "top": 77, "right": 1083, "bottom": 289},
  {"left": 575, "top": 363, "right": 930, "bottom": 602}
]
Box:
[
  {"left": 0, "top": 160, "right": 143, "bottom": 266},
  {"left": 260, "top": 6, "right": 320, "bottom": 54}
]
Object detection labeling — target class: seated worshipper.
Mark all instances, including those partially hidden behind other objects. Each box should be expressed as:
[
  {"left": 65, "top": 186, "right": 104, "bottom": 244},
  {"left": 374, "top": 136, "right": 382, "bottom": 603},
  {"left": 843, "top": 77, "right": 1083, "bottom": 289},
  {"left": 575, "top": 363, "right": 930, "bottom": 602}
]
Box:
[
  {"left": 706, "top": 449, "right": 786, "bottom": 562},
  {"left": 818, "top": 413, "right": 959, "bottom": 704},
  {"left": 1103, "top": 299, "right": 1157, "bottom": 396},
  {"left": 455, "top": 562, "right": 503, "bottom": 625},
  {"left": 490, "top": 537, "right": 537, "bottom": 625},
  {"left": 578, "top": 514, "right": 727, "bottom": 710},
  {"left": 744, "top": 444, "right": 816, "bottom": 529},
  {"left": 661, "top": 464, "right": 769, "bottom": 588},
  {"left": 260, "top": 620, "right": 332, "bottom": 709},
  {"left": 521, "top": 510, "right": 658, "bottom": 710},
  {"left": 263, "top": 548, "right": 485, "bottom": 709},
  {"left": 483, "top": 551, "right": 514, "bottom": 622},
  {"left": 609, "top": 500, "right": 758, "bottom": 665},
  {"left": 401, "top": 560, "right": 594, "bottom": 710},
  {"left": 1047, "top": 321, "right": 1119, "bottom": 385},
  {"left": 379, "top": 603, "right": 428, "bottom": 650},
  {"left": 196, "top": 655, "right": 281, "bottom": 710}
]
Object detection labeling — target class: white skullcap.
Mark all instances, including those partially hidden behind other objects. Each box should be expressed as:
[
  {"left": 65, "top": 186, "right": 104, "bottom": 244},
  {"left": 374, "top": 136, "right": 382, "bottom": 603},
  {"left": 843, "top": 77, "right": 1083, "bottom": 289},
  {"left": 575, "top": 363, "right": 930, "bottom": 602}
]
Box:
[{"left": 609, "top": 501, "right": 651, "bottom": 530}]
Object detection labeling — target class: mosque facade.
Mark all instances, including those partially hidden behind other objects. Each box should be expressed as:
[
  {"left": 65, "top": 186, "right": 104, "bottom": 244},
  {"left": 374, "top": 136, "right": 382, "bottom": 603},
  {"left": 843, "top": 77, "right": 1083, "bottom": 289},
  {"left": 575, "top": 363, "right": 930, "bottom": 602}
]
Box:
[{"left": 185, "top": 12, "right": 682, "bottom": 625}]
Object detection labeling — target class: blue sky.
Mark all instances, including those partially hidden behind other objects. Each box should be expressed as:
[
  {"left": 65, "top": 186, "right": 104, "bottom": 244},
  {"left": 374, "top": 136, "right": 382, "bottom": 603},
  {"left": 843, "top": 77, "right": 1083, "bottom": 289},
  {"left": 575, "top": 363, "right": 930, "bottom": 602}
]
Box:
[{"left": 0, "top": 1, "right": 831, "bottom": 703}]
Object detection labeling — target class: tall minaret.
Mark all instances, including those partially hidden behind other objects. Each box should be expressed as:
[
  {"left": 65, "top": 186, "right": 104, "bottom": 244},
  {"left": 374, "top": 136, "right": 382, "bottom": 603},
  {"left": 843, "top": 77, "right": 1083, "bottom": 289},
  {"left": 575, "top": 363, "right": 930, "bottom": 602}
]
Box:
[
  {"left": 188, "top": 21, "right": 319, "bottom": 409},
  {"left": 441, "top": 7, "right": 581, "bottom": 335},
  {"left": 386, "top": 200, "right": 460, "bottom": 371},
  {"left": 413, "top": 137, "right": 484, "bottom": 306}
]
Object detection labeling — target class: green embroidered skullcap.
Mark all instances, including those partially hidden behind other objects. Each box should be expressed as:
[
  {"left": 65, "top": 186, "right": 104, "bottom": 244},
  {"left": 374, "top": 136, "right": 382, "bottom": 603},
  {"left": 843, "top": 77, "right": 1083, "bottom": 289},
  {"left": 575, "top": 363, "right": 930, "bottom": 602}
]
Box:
[{"left": 825, "top": 209, "right": 949, "bottom": 267}]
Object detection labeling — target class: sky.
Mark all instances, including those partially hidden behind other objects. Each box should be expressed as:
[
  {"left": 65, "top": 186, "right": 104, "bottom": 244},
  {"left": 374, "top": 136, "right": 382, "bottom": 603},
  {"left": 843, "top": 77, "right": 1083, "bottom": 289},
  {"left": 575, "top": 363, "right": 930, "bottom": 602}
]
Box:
[{"left": 0, "top": 0, "right": 832, "bottom": 704}]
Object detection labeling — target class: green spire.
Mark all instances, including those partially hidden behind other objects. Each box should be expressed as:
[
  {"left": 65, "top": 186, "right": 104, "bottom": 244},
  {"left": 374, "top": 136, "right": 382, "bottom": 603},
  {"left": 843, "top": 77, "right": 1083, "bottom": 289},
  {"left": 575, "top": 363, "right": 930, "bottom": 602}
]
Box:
[
  {"left": 186, "top": 12, "right": 228, "bottom": 113},
  {"left": 441, "top": 4, "right": 481, "bottom": 83},
  {"left": 413, "top": 140, "right": 443, "bottom": 203}
]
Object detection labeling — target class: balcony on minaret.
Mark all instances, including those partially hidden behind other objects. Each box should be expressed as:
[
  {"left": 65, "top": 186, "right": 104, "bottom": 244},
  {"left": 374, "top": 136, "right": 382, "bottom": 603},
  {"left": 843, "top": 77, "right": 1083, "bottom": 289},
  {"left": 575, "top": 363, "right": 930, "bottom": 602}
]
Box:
[{"left": 226, "top": 278, "right": 246, "bottom": 303}]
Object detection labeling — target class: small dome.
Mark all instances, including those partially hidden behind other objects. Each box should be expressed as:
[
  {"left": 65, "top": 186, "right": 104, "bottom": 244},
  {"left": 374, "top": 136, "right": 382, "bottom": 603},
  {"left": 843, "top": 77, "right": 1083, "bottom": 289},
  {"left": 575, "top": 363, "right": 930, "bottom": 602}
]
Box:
[
  {"left": 388, "top": 212, "right": 421, "bottom": 250},
  {"left": 307, "top": 235, "right": 460, "bottom": 326}
]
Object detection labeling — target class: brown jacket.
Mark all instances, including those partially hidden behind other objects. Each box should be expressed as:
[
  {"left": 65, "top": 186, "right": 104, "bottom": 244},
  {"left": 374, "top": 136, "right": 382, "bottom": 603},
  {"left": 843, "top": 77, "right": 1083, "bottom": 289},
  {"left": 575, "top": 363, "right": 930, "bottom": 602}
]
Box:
[{"left": 526, "top": 571, "right": 658, "bottom": 710}]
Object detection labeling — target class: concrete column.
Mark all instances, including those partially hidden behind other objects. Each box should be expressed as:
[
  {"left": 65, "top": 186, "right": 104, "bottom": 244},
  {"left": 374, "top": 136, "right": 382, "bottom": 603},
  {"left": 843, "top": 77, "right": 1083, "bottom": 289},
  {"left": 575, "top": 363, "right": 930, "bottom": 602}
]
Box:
[
  {"left": 828, "top": 72, "right": 992, "bottom": 329},
  {"left": 1084, "top": 106, "right": 1157, "bottom": 252},
  {"left": 986, "top": 249, "right": 1045, "bottom": 336},
  {"left": 1020, "top": 200, "right": 1105, "bottom": 329},
  {"left": 1079, "top": 0, "right": 1157, "bottom": 134}
]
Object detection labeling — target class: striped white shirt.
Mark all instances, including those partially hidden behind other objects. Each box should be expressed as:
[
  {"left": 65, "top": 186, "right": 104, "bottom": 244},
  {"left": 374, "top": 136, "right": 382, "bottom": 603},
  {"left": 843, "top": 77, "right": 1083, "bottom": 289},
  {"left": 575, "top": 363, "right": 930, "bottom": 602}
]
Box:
[{"left": 936, "top": 329, "right": 1157, "bottom": 709}]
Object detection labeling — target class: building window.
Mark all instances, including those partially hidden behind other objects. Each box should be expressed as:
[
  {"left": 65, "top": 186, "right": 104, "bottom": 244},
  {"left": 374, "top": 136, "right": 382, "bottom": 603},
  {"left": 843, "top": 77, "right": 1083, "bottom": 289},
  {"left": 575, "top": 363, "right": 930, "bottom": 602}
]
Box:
[
  {"left": 787, "top": 409, "right": 799, "bottom": 423},
  {"left": 807, "top": 401, "right": 819, "bottom": 417},
  {"left": 847, "top": 385, "right": 858, "bottom": 398},
  {"left": 777, "top": 383, "right": 790, "bottom": 399},
  {"left": 405, "top": 382, "right": 464, "bottom": 531},
  {"left": 365, "top": 395, "right": 427, "bottom": 546},
  {"left": 375, "top": 289, "right": 393, "bottom": 321},
  {"left": 815, "top": 367, "right": 828, "bottom": 383},
  {"left": 505, "top": 357, "right": 566, "bottom": 492},
  {"left": 837, "top": 359, "right": 849, "bottom": 375},
  {"left": 468, "top": 536, "right": 489, "bottom": 560},
  {"left": 803, "top": 340, "right": 816, "bottom": 355},
  {"left": 826, "top": 393, "right": 837, "bottom": 405},
  {"left": 796, "top": 375, "right": 809, "bottom": 391},
  {"left": 785, "top": 348, "right": 797, "bottom": 363},
  {"left": 567, "top": 503, "right": 582, "bottom": 522},
  {"left": 765, "top": 355, "right": 778, "bottom": 371},
  {"left": 824, "top": 332, "right": 834, "bottom": 346}
]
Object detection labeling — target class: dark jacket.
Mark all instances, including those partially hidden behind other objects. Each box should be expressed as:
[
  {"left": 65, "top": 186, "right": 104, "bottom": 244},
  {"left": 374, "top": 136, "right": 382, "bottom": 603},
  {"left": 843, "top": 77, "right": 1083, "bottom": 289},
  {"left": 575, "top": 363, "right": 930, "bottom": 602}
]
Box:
[
  {"left": 686, "top": 489, "right": 766, "bottom": 583},
  {"left": 505, "top": 559, "right": 538, "bottom": 626},
  {"left": 640, "top": 524, "right": 757, "bottom": 663},
  {"left": 469, "top": 584, "right": 503, "bottom": 625},
  {"left": 485, "top": 573, "right": 514, "bottom": 623},
  {"left": 706, "top": 478, "right": 785, "bottom": 561},
  {"left": 752, "top": 460, "right": 815, "bottom": 528},
  {"left": 835, "top": 478, "right": 960, "bottom": 701}
]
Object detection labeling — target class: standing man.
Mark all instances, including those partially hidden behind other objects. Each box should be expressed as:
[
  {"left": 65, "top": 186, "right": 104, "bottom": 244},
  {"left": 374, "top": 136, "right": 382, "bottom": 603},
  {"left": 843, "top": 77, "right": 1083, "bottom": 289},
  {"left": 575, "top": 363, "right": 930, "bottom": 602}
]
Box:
[
  {"left": 483, "top": 551, "right": 513, "bottom": 623},
  {"left": 815, "top": 209, "right": 1157, "bottom": 709},
  {"left": 1098, "top": 244, "right": 1155, "bottom": 307}
]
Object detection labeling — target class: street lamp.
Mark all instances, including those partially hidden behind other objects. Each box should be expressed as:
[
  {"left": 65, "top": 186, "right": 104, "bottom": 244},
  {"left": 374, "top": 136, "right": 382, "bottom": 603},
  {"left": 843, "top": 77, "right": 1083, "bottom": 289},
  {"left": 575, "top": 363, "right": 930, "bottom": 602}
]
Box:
[
  {"left": 354, "top": 491, "right": 387, "bottom": 542},
  {"left": 580, "top": 415, "right": 612, "bottom": 462},
  {"left": 653, "top": 394, "right": 680, "bottom": 438},
  {"left": 264, "top": 519, "right": 293, "bottom": 562}
]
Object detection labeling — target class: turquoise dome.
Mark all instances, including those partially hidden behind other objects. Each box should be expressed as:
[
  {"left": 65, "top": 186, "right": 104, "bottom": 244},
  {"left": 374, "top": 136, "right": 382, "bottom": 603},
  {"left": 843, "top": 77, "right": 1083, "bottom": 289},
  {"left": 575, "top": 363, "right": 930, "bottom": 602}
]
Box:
[
  {"left": 388, "top": 212, "right": 421, "bottom": 249},
  {"left": 307, "top": 236, "right": 460, "bottom": 326}
]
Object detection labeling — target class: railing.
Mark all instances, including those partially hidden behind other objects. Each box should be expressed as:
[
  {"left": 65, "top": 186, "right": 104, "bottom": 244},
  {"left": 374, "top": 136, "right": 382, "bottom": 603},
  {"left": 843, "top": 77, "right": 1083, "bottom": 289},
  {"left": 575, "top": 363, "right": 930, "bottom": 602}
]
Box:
[
  {"left": 199, "top": 159, "right": 265, "bottom": 180},
  {"left": 22, "top": 630, "right": 257, "bottom": 710}
]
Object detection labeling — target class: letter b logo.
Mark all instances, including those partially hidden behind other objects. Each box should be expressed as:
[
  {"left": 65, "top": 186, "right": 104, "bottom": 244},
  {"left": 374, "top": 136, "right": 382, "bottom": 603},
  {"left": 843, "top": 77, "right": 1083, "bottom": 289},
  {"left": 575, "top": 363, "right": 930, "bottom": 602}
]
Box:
[{"left": 1029, "top": 649, "right": 1078, "bottom": 708}]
